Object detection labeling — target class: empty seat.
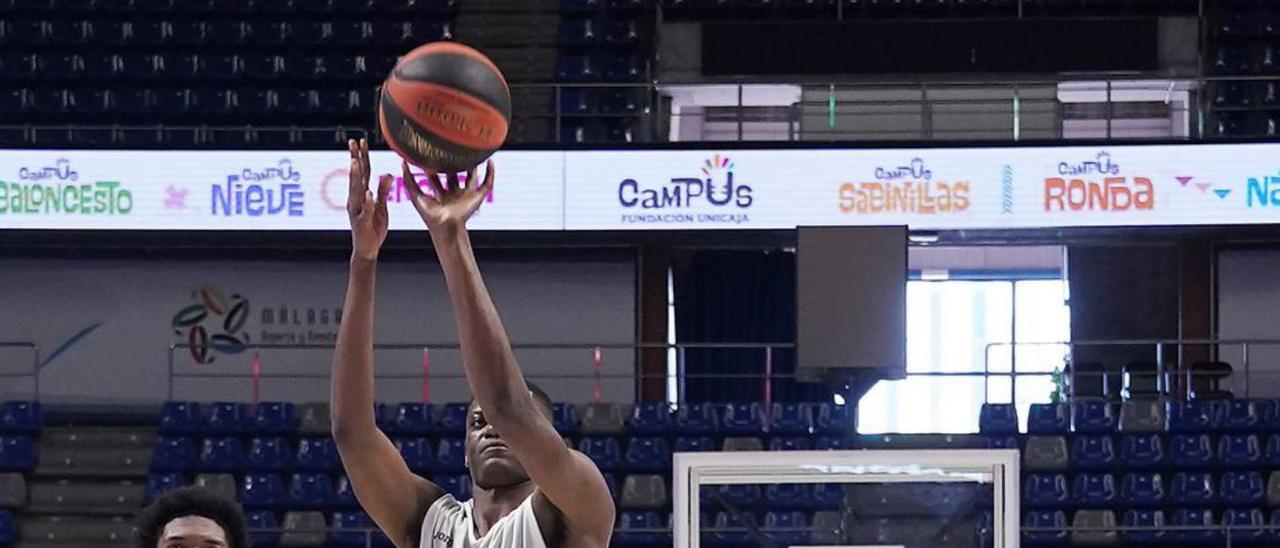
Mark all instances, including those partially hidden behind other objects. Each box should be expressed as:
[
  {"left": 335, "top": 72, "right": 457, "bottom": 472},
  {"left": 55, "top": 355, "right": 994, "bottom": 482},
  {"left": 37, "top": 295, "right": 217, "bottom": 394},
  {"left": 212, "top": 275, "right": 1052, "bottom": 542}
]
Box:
[
  {"left": 253, "top": 402, "right": 297, "bottom": 435},
  {"left": 329, "top": 511, "right": 387, "bottom": 547},
  {"left": 0, "top": 510, "right": 13, "bottom": 545},
  {"left": 623, "top": 437, "right": 670, "bottom": 472},
  {"left": 1224, "top": 507, "right": 1267, "bottom": 544},
  {"left": 396, "top": 438, "right": 433, "bottom": 473},
  {"left": 1117, "top": 401, "right": 1165, "bottom": 433},
  {"left": 1170, "top": 434, "right": 1216, "bottom": 469},
  {"left": 1266, "top": 434, "right": 1280, "bottom": 467},
  {"left": 620, "top": 474, "right": 667, "bottom": 509},
  {"left": 766, "top": 403, "right": 811, "bottom": 434},
  {"left": 1023, "top": 436, "right": 1069, "bottom": 471},
  {"left": 1268, "top": 471, "right": 1280, "bottom": 507},
  {"left": 241, "top": 473, "right": 286, "bottom": 510},
  {"left": 1220, "top": 434, "right": 1262, "bottom": 468},
  {"left": 199, "top": 437, "right": 245, "bottom": 472},
  {"left": 1170, "top": 508, "right": 1218, "bottom": 545},
  {"left": 144, "top": 472, "right": 187, "bottom": 504},
  {"left": 1070, "top": 510, "right": 1117, "bottom": 547},
  {"left": 1168, "top": 400, "right": 1216, "bottom": 432},
  {"left": 1023, "top": 510, "right": 1068, "bottom": 545},
  {"left": 246, "top": 510, "right": 279, "bottom": 548},
  {"left": 814, "top": 403, "right": 853, "bottom": 434},
  {"left": 1, "top": 401, "right": 41, "bottom": 434},
  {"left": 764, "top": 483, "right": 808, "bottom": 510},
  {"left": 763, "top": 511, "right": 808, "bottom": 546},
  {"left": 615, "top": 511, "right": 667, "bottom": 545},
  {"left": 288, "top": 473, "right": 336, "bottom": 509},
  {"left": 205, "top": 402, "right": 250, "bottom": 435},
  {"left": 721, "top": 403, "right": 762, "bottom": 434},
  {"left": 335, "top": 475, "right": 359, "bottom": 510},
  {"left": 392, "top": 403, "right": 433, "bottom": 435},
  {"left": 296, "top": 438, "right": 339, "bottom": 472},
  {"left": 768, "top": 437, "right": 812, "bottom": 451},
  {"left": 812, "top": 483, "right": 843, "bottom": 509},
  {"left": 1120, "top": 434, "right": 1165, "bottom": 469},
  {"left": 0, "top": 473, "right": 26, "bottom": 509},
  {"left": 578, "top": 437, "right": 621, "bottom": 470},
  {"left": 710, "top": 511, "right": 755, "bottom": 545},
  {"left": 280, "top": 511, "right": 327, "bottom": 546},
  {"left": 151, "top": 436, "right": 197, "bottom": 472},
  {"left": 1072, "top": 473, "right": 1116, "bottom": 508},
  {"left": 247, "top": 437, "right": 294, "bottom": 472},
  {"left": 1171, "top": 472, "right": 1216, "bottom": 506},
  {"left": 435, "top": 439, "right": 466, "bottom": 473},
  {"left": 1219, "top": 399, "right": 1275, "bottom": 432},
  {"left": 721, "top": 437, "right": 763, "bottom": 451},
  {"left": 1024, "top": 474, "right": 1069, "bottom": 508},
  {"left": 553, "top": 403, "right": 579, "bottom": 434},
  {"left": 194, "top": 473, "right": 237, "bottom": 501},
  {"left": 1221, "top": 470, "right": 1264, "bottom": 506},
  {"left": 1027, "top": 403, "right": 1070, "bottom": 435},
  {"left": 979, "top": 403, "right": 1018, "bottom": 435},
  {"left": 627, "top": 403, "right": 672, "bottom": 434},
  {"left": 434, "top": 474, "right": 472, "bottom": 500},
  {"left": 435, "top": 403, "right": 468, "bottom": 435},
  {"left": 1118, "top": 473, "right": 1165, "bottom": 507},
  {"left": 675, "top": 403, "right": 719, "bottom": 434},
  {"left": 673, "top": 436, "right": 715, "bottom": 452},
  {"left": 1070, "top": 436, "right": 1116, "bottom": 471},
  {"left": 158, "top": 402, "right": 201, "bottom": 435},
  {"left": 580, "top": 403, "right": 627, "bottom": 434},
  {"left": 555, "top": 54, "right": 595, "bottom": 81},
  {"left": 1072, "top": 400, "right": 1115, "bottom": 433},
  {"left": 1119, "top": 509, "right": 1165, "bottom": 545}
]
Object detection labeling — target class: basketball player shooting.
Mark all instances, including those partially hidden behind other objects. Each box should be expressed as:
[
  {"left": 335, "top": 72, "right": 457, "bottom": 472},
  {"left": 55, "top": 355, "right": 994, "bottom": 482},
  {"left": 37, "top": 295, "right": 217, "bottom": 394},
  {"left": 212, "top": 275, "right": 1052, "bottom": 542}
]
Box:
[{"left": 331, "top": 138, "right": 616, "bottom": 548}]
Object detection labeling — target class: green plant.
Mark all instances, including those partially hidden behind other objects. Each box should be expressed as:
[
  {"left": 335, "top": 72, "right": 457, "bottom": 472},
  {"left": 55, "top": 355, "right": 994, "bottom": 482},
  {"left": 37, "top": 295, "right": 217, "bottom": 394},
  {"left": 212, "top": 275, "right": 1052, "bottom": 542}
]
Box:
[{"left": 1049, "top": 366, "right": 1066, "bottom": 403}]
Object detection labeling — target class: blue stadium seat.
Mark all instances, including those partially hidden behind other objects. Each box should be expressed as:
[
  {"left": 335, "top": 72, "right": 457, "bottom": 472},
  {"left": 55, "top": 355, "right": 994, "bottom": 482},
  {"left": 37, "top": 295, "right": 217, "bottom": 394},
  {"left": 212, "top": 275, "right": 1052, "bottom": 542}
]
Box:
[
  {"left": 603, "top": 473, "right": 618, "bottom": 500},
  {"left": 624, "top": 437, "right": 671, "bottom": 472},
  {"left": 675, "top": 403, "right": 719, "bottom": 434},
  {"left": 1072, "top": 473, "right": 1116, "bottom": 508},
  {"left": 295, "top": 438, "right": 339, "bottom": 473},
  {"left": 555, "top": 54, "right": 596, "bottom": 81},
  {"left": 1119, "top": 510, "right": 1165, "bottom": 545},
  {"left": 578, "top": 437, "right": 622, "bottom": 471},
  {"left": 206, "top": 402, "right": 250, "bottom": 435},
  {"left": 984, "top": 436, "right": 1019, "bottom": 450},
  {"left": 1, "top": 401, "right": 41, "bottom": 434},
  {"left": 561, "top": 0, "right": 601, "bottom": 12},
  {"left": 1221, "top": 471, "right": 1265, "bottom": 506},
  {"left": 812, "top": 483, "right": 843, "bottom": 509},
  {"left": 979, "top": 403, "right": 1018, "bottom": 435},
  {"left": 602, "top": 54, "right": 642, "bottom": 81},
  {"left": 1224, "top": 508, "right": 1267, "bottom": 544},
  {"left": 1118, "top": 473, "right": 1165, "bottom": 507},
  {"left": 1171, "top": 472, "right": 1216, "bottom": 506},
  {"left": 711, "top": 512, "right": 755, "bottom": 545},
  {"left": 373, "top": 403, "right": 394, "bottom": 432},
  {"left": 435, "top": 439, "right": 466, "bottom": 473},
  {"left": 1169, "top": 400, "right": 1216, "bottom": 433},
  {"left": 199, "top": 437, "right": 245, "bottom": 472},
  {"left": 815, "top": 403, "right": 853, "bottom": 434},
  {"left": 396, "top": 438, "right": 433, "bottom": 474},
  {"left": 768, "top": 437, "right": 812, "bottom": 451},
  {"left": 600, "top": 89, "right": 639, "bottom": 114},
  {"left": 151, "top": 436, "right": 197, "bottom": 472},
  {"left": 553, "top": 403, "right": 579, "bottom": 434},
  {"left": 1220, "top": 434, "right": 1262, "bottom": 468},
  {"left": 769, "top": 403, "right": 812, "bottom": 434},
  {"left": 251, "top": 402, "right": 296, "bottom": 435},
  {"left": 615, "top": 511, "right": 667, "bottom": 546},
  {"left": 763, "top": 511, "right": 808, "bottom": 546},
  {"left": 1024, "top": 474, "right": 1069, "bottom": 508},
  {"left": 435, "top": 474, "right": 472, "bottom": 500},
  {"left": 435, "top": 403, "right": 468, "bottom": 435},
  {"left": 602, "top": 18, "right": 640, "bottom": 47},
  {"left": 329, "top": 511, "right": 391, "bottom": 547},
  {"left": 721, "top": 403, "right": 764, "bottom": 434},
  {"left": 717, "top": 484, "right": 762, "bottom": 507},
  {"left": 1170, "top": 508, "right": 1219, "bottom": 545},
  {"left": 288, "top": 472, "right": 336, "bottom": 509},
  {"left": 158, "top": 402, "right": 201, "bottom": 435},
  {"left": 627, "top": 403, "right": 672, "bottom": 434},
  {"left": 559, "top": 17, "right": 596, "bottom": 47},
  {"left": 1215, "top": 82, "right": 1252, "bottom": 108},
  {"left": 144, "top": 473, "right": 188, "bottom": 504},
  {"left": 1120, "top": 434, "right": 1166, "bottom": 469},
  {"left": 1070, "top": 436, "right": 1116, "bottom": 471},
  {"left": 240, "top": 473, "right": 286, "bottom": 510},
  {"left": 815, "top": 436, "right": 852, "bottom": 450},
  {"left": 673, "top": 436, "right": 716, "bottom": 452},
  {"left": 1022, "top": 510, "right": 1068, "bottom": 545},
  {"left": 246, "top": 510, "right": 279, "bottom": 548},
  {"left": 764, "top": 483, "right": 808, "bottom": 510},
  {"left": 558, "top": 88, "right": 594, "bottom": 115},
  {"left": 1072, "top": 400, "right": 1115, "bottom": 433},
  {"left": 1266, "top": 434, "right": 1280, "bottom": 468},
  {"left": 246, "top": 437, "right": 293, "bottom": 473},
  {"left": 1219, "top": 399, "right": 1275, "bottom": 432},
  {"left": 391, "top": 403, "right": 433, "bottom": 435},
  {"left": 0, "top": 509, "right": 12, "bottom": 545},
  {"left": 1170, "top": 434, "right": 1216, "bottom": 469},
  {"left": 335, "top": 476, "right": 359, "bottom": 510}
]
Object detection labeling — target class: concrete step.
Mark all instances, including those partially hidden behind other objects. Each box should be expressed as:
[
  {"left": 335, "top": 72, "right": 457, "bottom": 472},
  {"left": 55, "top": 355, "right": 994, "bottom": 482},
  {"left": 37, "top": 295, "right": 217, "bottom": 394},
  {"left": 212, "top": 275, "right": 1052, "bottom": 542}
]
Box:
[
  {"left": 18, "top": 515, "right": 134, "bottom": 544},
  {"left": 39, "top": 427, "right": 156, "bottom": 449},
  {"left": 27, "top": 479, "right": 144, "bottom": 514},
  {"left": 36, "top": 447, "right": 150, "bottom": 477}
]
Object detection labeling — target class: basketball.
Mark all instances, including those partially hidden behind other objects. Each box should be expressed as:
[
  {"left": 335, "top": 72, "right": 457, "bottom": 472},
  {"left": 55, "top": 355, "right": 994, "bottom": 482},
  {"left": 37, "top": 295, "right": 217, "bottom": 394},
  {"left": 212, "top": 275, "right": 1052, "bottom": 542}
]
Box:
[{"left": 378, "top": 42, "right": 511, "bottom": 172}]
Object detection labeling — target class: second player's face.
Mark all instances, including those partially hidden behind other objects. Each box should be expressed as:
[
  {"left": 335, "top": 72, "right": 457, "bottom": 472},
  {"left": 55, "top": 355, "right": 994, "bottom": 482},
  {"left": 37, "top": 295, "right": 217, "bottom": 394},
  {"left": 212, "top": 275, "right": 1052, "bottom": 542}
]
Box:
[
  {"left": 465, "top": 402, "right": 532, "bottom": 490},
  {"left": 156, "top": 515, "right": 229, "bottom": 548}
]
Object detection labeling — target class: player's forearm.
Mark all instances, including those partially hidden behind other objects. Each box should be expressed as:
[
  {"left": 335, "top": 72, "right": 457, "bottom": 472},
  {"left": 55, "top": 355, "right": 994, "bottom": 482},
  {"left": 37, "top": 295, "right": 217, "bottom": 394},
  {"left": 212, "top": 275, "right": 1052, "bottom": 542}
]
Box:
[
  {"left": 431, "top": 228, "right": 536, "bottom": 424},
  {"left": 330, "top": 254, "right": 380, "bottom": 442}
]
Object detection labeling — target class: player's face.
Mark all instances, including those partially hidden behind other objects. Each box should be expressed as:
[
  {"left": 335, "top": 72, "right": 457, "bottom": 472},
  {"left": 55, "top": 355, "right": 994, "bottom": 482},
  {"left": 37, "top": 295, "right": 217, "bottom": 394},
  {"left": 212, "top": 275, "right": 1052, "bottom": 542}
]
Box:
[
  {"left": 156, "top": 515, "right": 228, "bottom": 548},
  {"left": 466, "top": 401, "right": 533, "bottom": 490}
]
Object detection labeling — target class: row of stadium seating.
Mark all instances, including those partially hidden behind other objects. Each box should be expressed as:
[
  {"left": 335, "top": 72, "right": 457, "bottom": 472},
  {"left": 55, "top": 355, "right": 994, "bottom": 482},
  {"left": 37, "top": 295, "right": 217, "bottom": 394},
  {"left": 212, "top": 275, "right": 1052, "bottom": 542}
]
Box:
[
  {"left": 1018, "top": 432, "right": 1280, "bottom": 471},
  {"left": 658, "top": 0, "right": 1195, "bottom": 18},
  {"left": 979, "top": 400, "right": 1280, "bottom": 435},
  {"left": 1025, "top": 470, "right": 1280, "bottom": 508},
  {"left": 1024, "top": 507, "right": 1280, "bottom": 546},
  {"left": 0, "top": 0, "right": 463, "bottom": 11},
  {"left": 0, "top": 20, "right": 453, "bottom": 47}
]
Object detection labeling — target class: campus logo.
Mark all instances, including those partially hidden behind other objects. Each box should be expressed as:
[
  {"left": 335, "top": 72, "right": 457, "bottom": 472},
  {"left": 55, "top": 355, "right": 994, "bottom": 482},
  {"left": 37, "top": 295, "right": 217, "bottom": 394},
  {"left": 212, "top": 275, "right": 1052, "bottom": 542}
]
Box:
[
  {"left": 212, "top": 159, "right": 304, "bottom": 217},
  {"left": 1044, "top": 151, "right": 1153, "bottom": 212},
  {"left": 171, "top": 286, "right": 251, "bottom": 364},
  {"left": 838, "top": 157, "right": 970, "bottom": 214},
  {"left": 0, "top": 158, "right": 133, "bottom": 215},
  {"left": 617, "top": 155, "right": 753, "bottom": 225},
  {"left": 320, "top": 168, "right": 493, "bottom": 211}
]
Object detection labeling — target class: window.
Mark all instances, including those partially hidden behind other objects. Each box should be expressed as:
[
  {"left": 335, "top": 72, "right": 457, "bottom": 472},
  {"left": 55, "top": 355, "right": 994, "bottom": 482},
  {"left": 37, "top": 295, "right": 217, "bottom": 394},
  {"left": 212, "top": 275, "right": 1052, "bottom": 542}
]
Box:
[{"left": 857, "top": 278, "right": 1069, "bottom": 434}]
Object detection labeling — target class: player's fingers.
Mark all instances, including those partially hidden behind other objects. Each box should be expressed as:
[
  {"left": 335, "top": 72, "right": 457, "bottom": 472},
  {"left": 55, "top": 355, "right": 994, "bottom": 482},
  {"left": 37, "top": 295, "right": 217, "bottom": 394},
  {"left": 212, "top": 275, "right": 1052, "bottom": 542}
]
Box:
[
  {"left": 479, "top": 160, "right": 495, "bottom": 194},
  {"left": 423, "top": 165, "right": 447, "bottom": 198},
  {"left": 446, "top": 171, "right": 460, "bottom": 194},
  {"left": 376, "top": 174, "right": 393, "bottom": 207},
  {"left": 359, "top": 138, "right": 370, "bottom": 175}
]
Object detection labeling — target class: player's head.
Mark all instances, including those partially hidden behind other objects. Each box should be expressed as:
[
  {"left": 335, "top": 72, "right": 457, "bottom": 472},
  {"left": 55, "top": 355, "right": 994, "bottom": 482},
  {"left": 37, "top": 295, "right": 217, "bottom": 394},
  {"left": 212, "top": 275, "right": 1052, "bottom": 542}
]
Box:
[
  {"left": 135, "top": 486, "right": 250, "bottom": 548},
  {"left": 465, "top": 380, "right": 555, "bottom": 490}
]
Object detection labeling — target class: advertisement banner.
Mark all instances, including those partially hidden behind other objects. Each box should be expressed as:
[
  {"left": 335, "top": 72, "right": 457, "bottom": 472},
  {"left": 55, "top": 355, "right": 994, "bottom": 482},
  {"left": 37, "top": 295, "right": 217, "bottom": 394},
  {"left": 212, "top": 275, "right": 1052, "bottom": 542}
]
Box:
[{"left": 3, "top": 143, "right": 1280, "bottom": 231}]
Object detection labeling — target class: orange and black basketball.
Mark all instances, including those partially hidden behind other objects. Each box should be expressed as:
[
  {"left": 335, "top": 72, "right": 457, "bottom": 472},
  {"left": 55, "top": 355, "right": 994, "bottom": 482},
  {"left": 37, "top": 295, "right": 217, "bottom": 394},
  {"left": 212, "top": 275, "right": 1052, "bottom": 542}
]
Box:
[{"left": 378, "top": 42, "right": 511, "bottom": 172}]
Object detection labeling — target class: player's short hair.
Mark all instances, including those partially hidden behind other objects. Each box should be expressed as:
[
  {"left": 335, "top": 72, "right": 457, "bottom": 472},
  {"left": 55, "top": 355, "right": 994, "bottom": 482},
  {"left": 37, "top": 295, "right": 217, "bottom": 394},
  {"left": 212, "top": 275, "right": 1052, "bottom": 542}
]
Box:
[{"left": 134, "top": 486, "right": 250, "bottom": 548}]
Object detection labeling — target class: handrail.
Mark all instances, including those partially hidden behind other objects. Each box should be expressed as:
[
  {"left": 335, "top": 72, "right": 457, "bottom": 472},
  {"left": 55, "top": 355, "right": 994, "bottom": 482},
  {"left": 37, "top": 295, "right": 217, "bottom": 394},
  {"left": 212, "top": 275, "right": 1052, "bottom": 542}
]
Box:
[{"left": 0, "top": 342, "right": 39, "bottom": 399}]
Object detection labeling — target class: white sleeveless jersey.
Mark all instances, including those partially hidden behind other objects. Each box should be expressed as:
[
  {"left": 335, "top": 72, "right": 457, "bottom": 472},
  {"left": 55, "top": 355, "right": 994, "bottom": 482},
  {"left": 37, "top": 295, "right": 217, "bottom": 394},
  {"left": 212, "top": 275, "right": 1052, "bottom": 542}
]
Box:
[{"left": 419, "top": 494, "right": 548, "bottom": 548}]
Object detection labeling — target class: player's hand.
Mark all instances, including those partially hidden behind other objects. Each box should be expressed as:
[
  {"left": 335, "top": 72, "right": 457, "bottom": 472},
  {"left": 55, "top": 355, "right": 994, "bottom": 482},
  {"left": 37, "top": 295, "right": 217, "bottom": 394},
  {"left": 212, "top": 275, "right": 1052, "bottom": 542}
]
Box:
[
  {"left": 400, "top": 159, "right": 494, "bottom": 239},
  {"left": 347, "top": 138, "right": 392, "bottom": 261}
]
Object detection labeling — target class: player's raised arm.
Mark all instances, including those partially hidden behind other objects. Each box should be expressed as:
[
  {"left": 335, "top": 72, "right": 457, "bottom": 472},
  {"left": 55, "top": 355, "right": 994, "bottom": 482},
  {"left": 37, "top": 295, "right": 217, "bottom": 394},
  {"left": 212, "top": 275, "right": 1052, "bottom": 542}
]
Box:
[
  {"left": 331, "top": 139, "right": 442, "bottom": 548},
  {"left": 401, "top": 160, "right": 616, "bottom": 545}
]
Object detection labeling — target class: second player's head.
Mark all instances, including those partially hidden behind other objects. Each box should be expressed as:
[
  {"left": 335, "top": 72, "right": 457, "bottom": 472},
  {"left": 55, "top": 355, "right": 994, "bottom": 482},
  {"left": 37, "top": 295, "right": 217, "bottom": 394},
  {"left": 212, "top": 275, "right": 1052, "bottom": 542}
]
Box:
[{"left": 465, "top": 381, "right": 555, "bottom": 490}]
